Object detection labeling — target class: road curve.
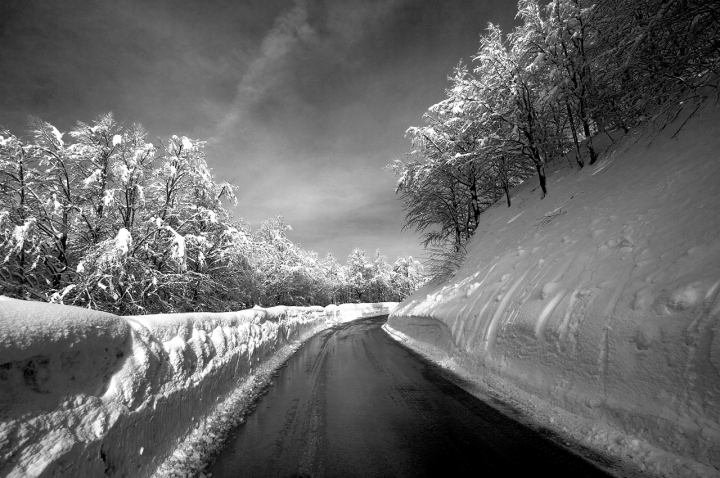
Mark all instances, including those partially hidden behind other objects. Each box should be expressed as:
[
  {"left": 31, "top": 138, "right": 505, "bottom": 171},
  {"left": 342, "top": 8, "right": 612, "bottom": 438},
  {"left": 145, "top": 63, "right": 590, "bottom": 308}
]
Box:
[{"left": 206, "top": 315, "right": 612, "bottom": 477}]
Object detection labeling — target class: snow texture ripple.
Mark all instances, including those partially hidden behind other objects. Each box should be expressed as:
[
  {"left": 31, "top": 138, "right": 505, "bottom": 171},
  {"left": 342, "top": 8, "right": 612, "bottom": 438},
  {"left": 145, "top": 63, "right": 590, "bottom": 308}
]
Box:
[{"left": 385, "top": 100, "right": 720, "bottom": 477}]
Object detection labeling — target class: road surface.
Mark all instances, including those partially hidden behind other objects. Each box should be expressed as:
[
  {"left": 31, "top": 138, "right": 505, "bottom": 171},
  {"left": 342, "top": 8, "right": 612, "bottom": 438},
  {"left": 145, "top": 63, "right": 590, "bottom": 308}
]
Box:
[{"left": 206, "top": 315, "right": 613, "bottom": 477}]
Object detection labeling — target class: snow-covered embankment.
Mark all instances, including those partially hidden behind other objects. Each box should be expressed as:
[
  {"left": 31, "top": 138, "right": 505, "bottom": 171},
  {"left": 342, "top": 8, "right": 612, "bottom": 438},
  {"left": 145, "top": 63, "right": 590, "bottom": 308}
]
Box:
[
  {"left": 0, "top": 298, "right": 396, "bottom": 477},
  {"left": 384, "top": 101, "right": 720, "bottom": 475}
]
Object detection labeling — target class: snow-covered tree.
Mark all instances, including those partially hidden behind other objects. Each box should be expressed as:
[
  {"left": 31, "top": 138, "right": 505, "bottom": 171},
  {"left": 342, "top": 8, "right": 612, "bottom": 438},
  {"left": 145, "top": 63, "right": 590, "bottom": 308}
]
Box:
[
  {"left": 0, "top": 131, "right": 46, "bottom": 299},
  {"left": 391, "top": 255, "right": 426, "bottom": 299},
  {"left": 516, "top": 0, "right": 599, "bottom": 165},
  {"left": 390, "top": 0, "right": 719, "bottom": 282},
  {"left": 589, "top": 0, "right": 719, "bottom": 133},
  {"left": 344, "top": 248, "right": 373, "bottom": 302},
  {"left": 1, "top": 114, "right": 422, "bottom": 311}
]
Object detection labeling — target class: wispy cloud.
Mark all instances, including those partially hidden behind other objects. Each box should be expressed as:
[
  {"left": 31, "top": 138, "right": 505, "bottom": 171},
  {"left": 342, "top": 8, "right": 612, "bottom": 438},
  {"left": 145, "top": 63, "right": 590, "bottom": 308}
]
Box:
[
  {"left": 212, "top": 0, "right": 314, "bottom": 140},
  {"left": 211, "top": 0, "right": 415, "bottom": 142}
]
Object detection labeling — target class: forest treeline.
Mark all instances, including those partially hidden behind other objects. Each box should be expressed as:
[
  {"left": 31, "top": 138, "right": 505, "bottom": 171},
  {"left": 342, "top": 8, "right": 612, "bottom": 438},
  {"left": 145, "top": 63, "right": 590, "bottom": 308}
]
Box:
[
  {"left": 389, "top": 0, "right": 719, "bottom": 280},
  {"left": 0, "top": 115, "right": 425, "bottom": 314}
]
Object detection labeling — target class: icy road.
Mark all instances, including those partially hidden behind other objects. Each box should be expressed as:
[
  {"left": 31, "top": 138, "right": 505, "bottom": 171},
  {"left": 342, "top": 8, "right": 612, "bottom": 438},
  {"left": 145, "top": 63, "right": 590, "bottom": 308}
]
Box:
[{"left": 206, "top": 315, "right": 613, "bottom": 477}]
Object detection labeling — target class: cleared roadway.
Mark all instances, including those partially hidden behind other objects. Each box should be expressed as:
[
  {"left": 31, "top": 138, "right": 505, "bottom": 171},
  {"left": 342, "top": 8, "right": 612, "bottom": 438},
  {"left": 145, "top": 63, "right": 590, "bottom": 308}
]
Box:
[{"left": 206, "top": 315, "right": 613, "bottom": 477}]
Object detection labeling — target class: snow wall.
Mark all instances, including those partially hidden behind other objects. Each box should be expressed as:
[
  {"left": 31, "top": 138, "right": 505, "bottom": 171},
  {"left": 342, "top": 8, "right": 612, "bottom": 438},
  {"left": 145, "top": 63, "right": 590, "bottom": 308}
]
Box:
[
  {"left": 385, "top": 101, "right": 720, "bottom": 471},
  {"left": 0, "top": 298, "right": 396, "bottom": 477}
]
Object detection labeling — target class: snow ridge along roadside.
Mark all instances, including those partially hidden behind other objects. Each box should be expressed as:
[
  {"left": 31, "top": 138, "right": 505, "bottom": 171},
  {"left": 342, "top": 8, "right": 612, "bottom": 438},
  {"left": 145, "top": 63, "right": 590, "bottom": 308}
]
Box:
[
  {"left": 0, "top": 298, "right": 396, "bottom": 477},
  {"left": 384, "top": 99, "right": 720, "bottom": 477}
]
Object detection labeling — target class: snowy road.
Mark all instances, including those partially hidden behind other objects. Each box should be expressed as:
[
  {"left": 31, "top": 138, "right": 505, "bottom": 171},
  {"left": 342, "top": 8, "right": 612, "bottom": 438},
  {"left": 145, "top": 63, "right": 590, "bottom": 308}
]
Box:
[{"left": 206, "top": 315, "right": 612, "bottom": 477}]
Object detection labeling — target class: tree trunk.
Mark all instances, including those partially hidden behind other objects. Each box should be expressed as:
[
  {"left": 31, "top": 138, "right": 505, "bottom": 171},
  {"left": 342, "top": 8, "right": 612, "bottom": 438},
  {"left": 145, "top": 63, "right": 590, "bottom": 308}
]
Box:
[
  {"left": 566, "top": 101, "right": 585, "bottom": 168},
  {"left": 583, "top": 119, "right": 598, "bottom": 165},
  {"left": 500, "top": 156, "right": 512, "bottom": 206},
  {"left": 469, "top": 180, "right": 481, "bottom": 234},
  {"left": 535, "top": 161, "right": 547, "bottom": 198}
]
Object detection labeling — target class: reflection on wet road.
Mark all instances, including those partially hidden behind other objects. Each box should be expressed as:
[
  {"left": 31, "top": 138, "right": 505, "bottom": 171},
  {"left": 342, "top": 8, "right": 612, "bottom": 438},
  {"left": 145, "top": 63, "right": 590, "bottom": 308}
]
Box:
[{"left": 207, "top": 315, "right": 611, "bottom": 477}]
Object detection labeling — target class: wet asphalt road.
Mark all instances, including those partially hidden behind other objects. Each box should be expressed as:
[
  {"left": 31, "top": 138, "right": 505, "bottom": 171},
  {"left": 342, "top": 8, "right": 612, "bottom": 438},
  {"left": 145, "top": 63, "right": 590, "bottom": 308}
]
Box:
[{"left": 206, "top": 315, "right": 612, "bottom": 477}]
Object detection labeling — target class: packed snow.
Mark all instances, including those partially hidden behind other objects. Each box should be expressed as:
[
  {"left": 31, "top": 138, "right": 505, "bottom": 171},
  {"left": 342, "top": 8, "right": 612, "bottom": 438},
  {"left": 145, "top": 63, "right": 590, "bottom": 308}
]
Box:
[
  {"left": 0, "top": 297, "right": 396, "bottom": 477},
  {"left": 385, "top": 99, "right": 720, "bottom": 476}
]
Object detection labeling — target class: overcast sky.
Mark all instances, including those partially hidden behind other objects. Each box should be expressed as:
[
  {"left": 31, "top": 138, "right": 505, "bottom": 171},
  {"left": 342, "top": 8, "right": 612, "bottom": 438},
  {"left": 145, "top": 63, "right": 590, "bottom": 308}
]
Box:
[{"left": 0, "top": 0, "right": 516, "bottom": 264}]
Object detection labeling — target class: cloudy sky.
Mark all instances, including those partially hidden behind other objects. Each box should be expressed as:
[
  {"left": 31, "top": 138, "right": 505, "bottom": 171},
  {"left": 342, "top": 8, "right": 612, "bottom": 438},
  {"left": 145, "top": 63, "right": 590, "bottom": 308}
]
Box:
[{"left": 0, "top": 0, "right": 516, "bottom": 263}]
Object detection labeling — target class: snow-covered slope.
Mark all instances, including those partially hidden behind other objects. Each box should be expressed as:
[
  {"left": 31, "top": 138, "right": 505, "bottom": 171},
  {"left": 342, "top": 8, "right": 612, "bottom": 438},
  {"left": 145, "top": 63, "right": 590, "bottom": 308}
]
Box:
[
  {"left": 0, "top": 298, "right": 396, "bottom": 477},
  {"left": 385, "top": 100, "right": 720, "bottom": 475}
]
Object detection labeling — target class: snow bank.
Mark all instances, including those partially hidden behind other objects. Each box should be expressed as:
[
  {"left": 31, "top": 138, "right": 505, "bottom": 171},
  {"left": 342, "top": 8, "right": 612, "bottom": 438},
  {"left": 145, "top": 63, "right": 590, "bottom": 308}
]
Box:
[
  {"left": 0, "top": 298, "right": 395, "bottom": 477},
  {"left": 325, "top": 302, "right": 397, "bottom": 323},
  {"left": 386, "top": 101, "right": 720, "bottom": 473}
]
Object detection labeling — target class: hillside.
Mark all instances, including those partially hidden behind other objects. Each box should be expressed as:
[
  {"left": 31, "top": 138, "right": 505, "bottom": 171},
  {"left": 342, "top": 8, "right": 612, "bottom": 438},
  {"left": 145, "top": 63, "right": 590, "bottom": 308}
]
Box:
[{"left": 385, "top": 97, "right": 720, "bottom": 477}]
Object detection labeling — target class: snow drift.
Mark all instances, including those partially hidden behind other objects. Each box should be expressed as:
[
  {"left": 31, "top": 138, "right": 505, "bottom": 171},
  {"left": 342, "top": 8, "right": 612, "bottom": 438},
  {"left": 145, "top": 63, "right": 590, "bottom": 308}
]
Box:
[
  {"left": 385, "top": 100, "right": 720, "bottom": 473},
  {"left": 0, "top": 298, "right": 396, "bottom": 477},
  {"left": 325, "top": 302, "right": 398, "bottom": 323}
]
